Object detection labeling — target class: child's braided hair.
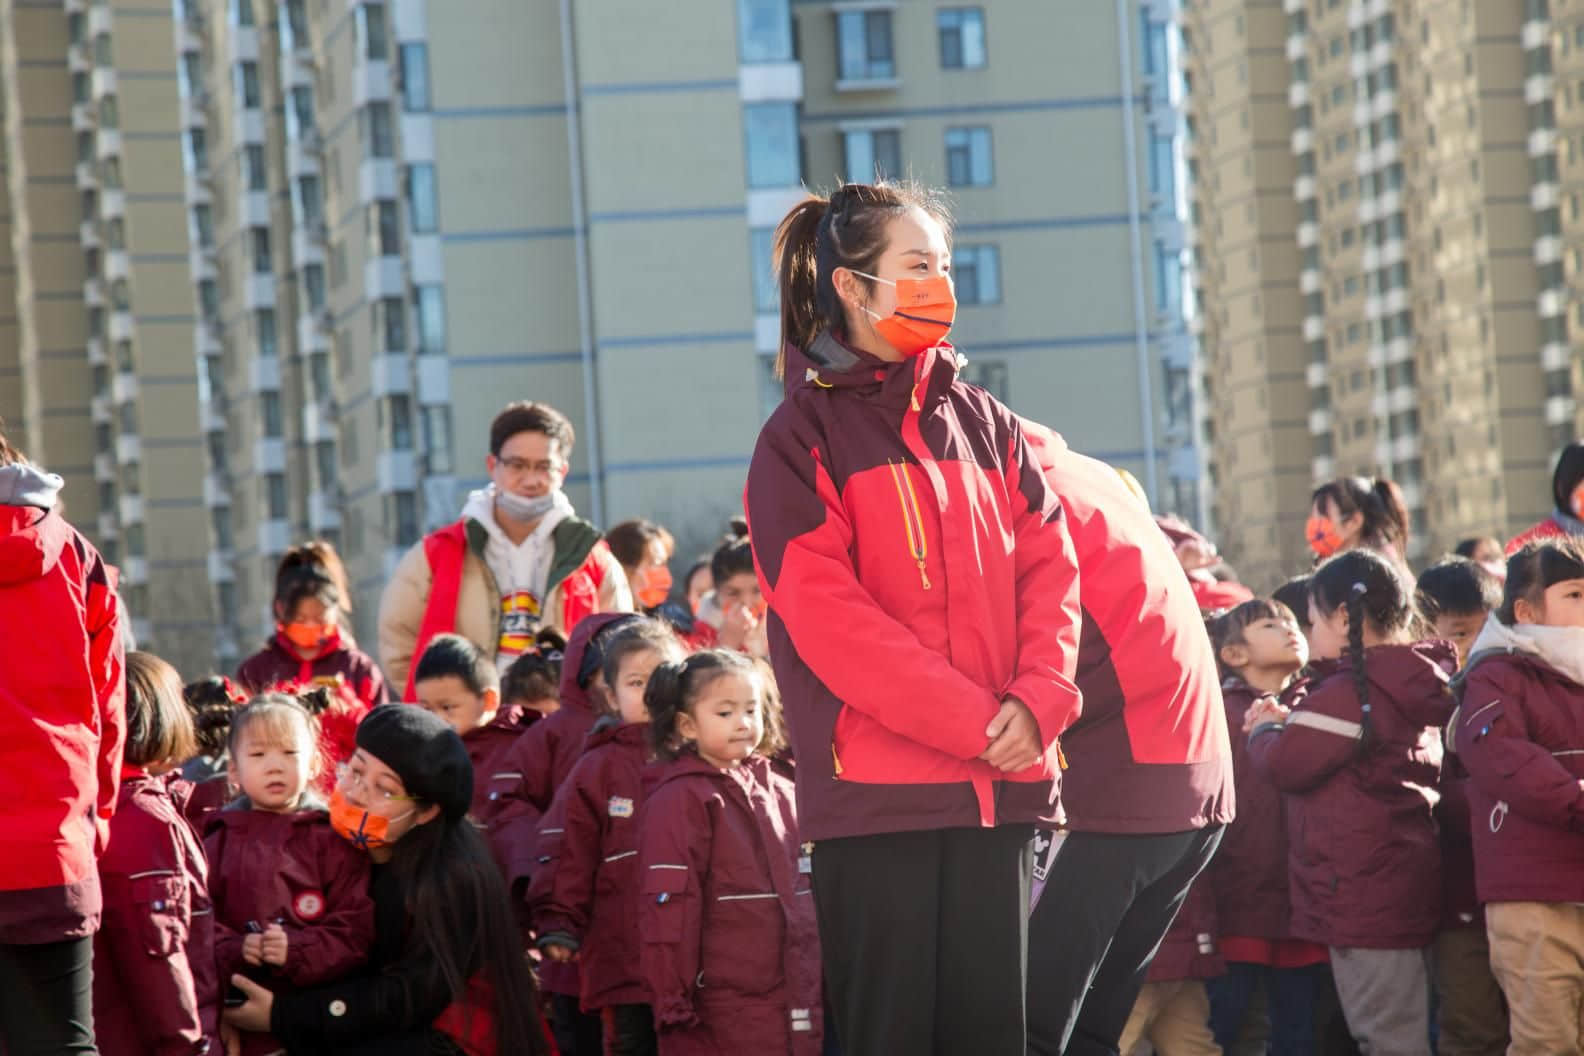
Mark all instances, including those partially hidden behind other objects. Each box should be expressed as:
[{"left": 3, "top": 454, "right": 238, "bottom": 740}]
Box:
[{"left": 1311, "top": 549, "right": 1415, "bottom": 751}]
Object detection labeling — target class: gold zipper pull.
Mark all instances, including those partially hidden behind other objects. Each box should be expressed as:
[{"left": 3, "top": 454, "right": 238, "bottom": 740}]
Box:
[
  {"left": 917, "top": 560, "right": 931, "bottom": 590},
  {"left": 830, "top": 743, "right": 843, "bottom": 776}
]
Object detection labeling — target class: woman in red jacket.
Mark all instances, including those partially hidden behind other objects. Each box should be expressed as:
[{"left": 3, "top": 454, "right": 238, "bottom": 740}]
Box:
[
  {"left": 637, "top": 650, "right": 820, "bottom": 1054},
  {"left": 0, "top": 429, "right": 125, "bottom": 1056},
  {"left": 744, "top": 181, "right": 1081, "bottom": 1056},
  {"left": 1246, "top": 549, "right": 1457, "bottom": 1056},
  {"left": 94, "top": 651, "right": 217, "bottom": 1056}
]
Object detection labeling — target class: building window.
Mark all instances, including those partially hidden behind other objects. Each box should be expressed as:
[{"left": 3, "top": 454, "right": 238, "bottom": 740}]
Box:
[
  {"left": 377, "top": 296, "right": 406, "bottom": 352},
  {"left": 94, "top": 32, "right": 112, "bottom": 66},
  {"left": 244, "top": 144, "right": 267, "bottom": 191},
  {"left": 837, "top": 9, "right": 895, "bottom": 82},
  {"left": 743, "top": 102, "right": 800, "bottom": 189},
  {"left": 101, "top": 156, "right": 122, "bottom": 190},
  {"left": 68, "top": 13, "right": 85, "bottom": 47},
  {"left": 414, "top": 285, "right": 445, "bottom": 354},
  {"left": 99, "top": 95, "right": 118, "bottom": 130},
  {"left": 737, "top": 0, "right": 793, "bottom": 62},
  {"left": 192, "top": 204, "right": 213, "bottom": 248},
  {"left": 749, "top": 228, "right": 777, "bottom": 312},
  {"left": 315, "top": 440, "right": 336, "bottom": 486},
  {"left": 265, "top": 474, "right": 288, "bottom": 519},
  {"left": 110, "top": 279, "right": 131, "bottom": 312},
  {"left": 186, "top": 128, "right": 208, "bottom": 174},
  {"left": 116, "top": 339, "right": 135, "bottom": 372},
  {"left": 198, "top": 279, "right": 219, "bottom": 321},
  {"left": 261, "top": 391, "right": 283, "bottom": 437},
  {"left": 363, "top": 102, "right": 394, "bottom": 158},
  {"left": 256, "top": 309, "right": 277, "bottom": 358},
  {"left": 954, "top": 245, "right": 1001, "bottom": 304},
  {"left": 372, "top": 200, "right": 401, "bottom": 256},
  {"left": 1148, "top": 133, "right": 1174, "bottom": 199},
  {"left": 73, "top": 72, "right": 90, "bottom": 104},
  {"left": 389, "top": 395, "right": 413, "bottom": 450},
  {"left": 237, "top": 61, "right": 261, "bottom": 109},
  {"left": 309, "top": 351, "right": 332, "bottom": 403},
  {"left": 945, "top": 126, "right": 993, "bottom": 186},
  {"left": 290, "top": 85, "right": 315, "bottom": 138},
  {"left": 330, "top": 242, "right": 347, "bottom": 289},
  {"left": 393, "top": 492, "right": 419, "bottom": 546},
  {"left": 405, "top": 164, "right": 438, "bottom": 233},
  {"left": 303, "top": 263, "right": 326, "bottom": 311},
  {"left": 117, "top": 403, "right": 139, "bottom": 440},
  {"left": 296, "top": 174, "right": 323, "bottom": 225},
  {"left": 251, "top": 227, "right": 272, "bottom": 274},
  {"left": 286, "top": 0, "right": 309, "bottom": 44},
  {"left": 843, "top": 127, "right": 902, "bottom": 182},
  {"left": 398, "top": 43, "right": 431, "bottom": 111},
  {"left": 938, "top": 8, "right": 987, "bottom": 69},
  {"left": 357, "top": 3, "right": 389, "bottom": 60},
  {"left": 960, "top": 357, "right": 1008, "bottom": 402},
  {"left": 422, "top": 405, "right": 453, "bottom": 474},
  {"left": 77, "top": 130, "right": 94, "bottom": 165},
  {"left": 212, "top": 507, "right": 234, "bottom": 551},
  {"left": 232, "top": 0, "right": 254, "bottom": 27}
]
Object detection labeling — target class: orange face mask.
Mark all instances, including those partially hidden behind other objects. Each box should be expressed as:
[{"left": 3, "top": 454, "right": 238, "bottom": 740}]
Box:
[
  {"left": 855, "top": 271, "right": 957, "bottom": 358},
  {"left": 328, "top": 786, "right": 413, "bottom": 852},
  {"left": 636, "top": 565, "right": 673, "bottom": 609},
  {"left": 1306, "top": 515, "right": 1344, "bottom": 558},
  {"left": 280, "top": 621, "right": 338, "bottom": 653}
]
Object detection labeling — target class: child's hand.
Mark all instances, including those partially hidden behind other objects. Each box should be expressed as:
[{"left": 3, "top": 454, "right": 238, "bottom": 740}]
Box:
[
  {"left": 241, "top": 933, "right": 264, "bottom": 966},
  {"left": 719, "top": 603, "right": 758, "bottom": 651},
  {"left": 543, "top": 942, "right": 577, "bottom": 963},
  {"left": 1244, "top": 696, "right": 1289, "bottom": 734},
  {"left": 260, "top": 923, "right": 289, "bottom": 967}
]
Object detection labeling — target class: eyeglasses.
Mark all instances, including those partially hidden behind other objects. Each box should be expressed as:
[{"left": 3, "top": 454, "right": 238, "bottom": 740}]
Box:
[
  {"left": 336, "top": 763, "right": 415, "bottom": 802},
  {"left": 496, "top": 456, "right": 561, "bottom": 476}
]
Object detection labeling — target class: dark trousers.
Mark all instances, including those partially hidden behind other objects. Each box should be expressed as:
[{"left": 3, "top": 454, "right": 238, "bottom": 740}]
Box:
[
  {"left": 1209, "top": 962, "right": 1328, "bottom": 1056},
  {"left": 601, "top": 1003, "right": 656, "bottom": 1056},
  {"left": 551, "top": 992, "right": 603, "bottom": 1056},
  {"left": 1026, "top": 826, "right": 1223, "bottom": 1056},
  {"left": 0, "top": 937, "right": 97, "bottom": 1055},
  {"left": 812, "top": 824, "right": 1033, "bottom": 1056}
]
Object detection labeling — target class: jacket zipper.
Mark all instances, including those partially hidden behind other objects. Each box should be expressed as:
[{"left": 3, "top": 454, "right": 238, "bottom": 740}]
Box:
[
  {"left": 830, "top": 743, "right": 843, "bottom": 777},
  {"left": 887, "top": 460, "right": 931, "bottom": 591}
]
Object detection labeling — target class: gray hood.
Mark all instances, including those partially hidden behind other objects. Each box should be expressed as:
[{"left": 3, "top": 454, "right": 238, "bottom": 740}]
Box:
[{"left": 0, "top": 462, "right": 63, "bottom": 510}]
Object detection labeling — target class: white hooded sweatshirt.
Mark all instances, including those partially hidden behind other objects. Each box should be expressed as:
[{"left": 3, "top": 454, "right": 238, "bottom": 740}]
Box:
[{"left": 460, "top": 484, "right": 575, "bottom": 671}]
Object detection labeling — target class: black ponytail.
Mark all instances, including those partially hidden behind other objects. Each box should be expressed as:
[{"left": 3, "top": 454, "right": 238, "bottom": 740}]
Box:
[
  {"left": 1345, "top": 582, "right": 1372, "bottom": 748},
  {"left": 1312, "top": 549, "right": 1416, "bottom": 751}
]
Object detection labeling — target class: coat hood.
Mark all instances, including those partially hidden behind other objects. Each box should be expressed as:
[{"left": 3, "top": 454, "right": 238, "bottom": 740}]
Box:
[
  {"left": 0, "top": 462, "right": 64, "bottom": 510},
  {"left": 0, "top": 506, "right": 72, "bottom": 588},
  {"left": 780, "top": 332, "right": 960, "bottom": 410},
  {"left": 1467, "top": 614, "right": 1584, "bottom": 688},
  {"left": 558, "top": 612, "right": 640, "bottom": 716}
]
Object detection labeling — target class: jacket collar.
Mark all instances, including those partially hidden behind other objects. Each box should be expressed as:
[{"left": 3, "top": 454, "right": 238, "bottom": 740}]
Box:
[
  {"left": 782, "top": 332, "right": 961, "bottom": 413},
  {"left": 1467, "top": 614, "right": 1584, "bottom": 688}
]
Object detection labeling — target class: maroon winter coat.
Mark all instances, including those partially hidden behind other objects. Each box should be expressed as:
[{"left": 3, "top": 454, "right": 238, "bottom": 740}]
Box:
[
  {"left": 1248, "top": 641, "right": 1457, "bottom": 950},
  {"left": 1021, "top": 425, "right": 1234, "bottom": 834},
  {"left": 638, "top": 753, "right": 822, "bottom": 1055},
  {"left": 528, "top": 717, "right": 650, "bottom": 1010},
  {"left": 1436, "top": 756, "right": 1482, "bottom": 930},
  {"left": 462, "top": 702, "right": 540, "bottom": 828},
  {"left": 1455, "top": 650, "right": 1584, "bottom": 903},
  {"left": 235, "top": 631, "right": 389, "bottom": 712},
  {"left": 1211, "top": 678, "right": 1300, "bottom": 941},
  {"left": 168, "top": 773, "right": 232, "bottom": 841},
  {"left": 94, "top": 770, "right": 217, "bottom": 1056},
  {"left": 1145, "top": 879, "right": 1224, "bottom": 984},
  {"left": 205, "top": 802, "right": 375, "bottom": 1056}
]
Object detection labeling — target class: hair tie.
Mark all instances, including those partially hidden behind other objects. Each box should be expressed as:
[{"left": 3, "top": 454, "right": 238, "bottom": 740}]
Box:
[{"left": 1350, "top": 582, "right": 1368, "bottom": 597}]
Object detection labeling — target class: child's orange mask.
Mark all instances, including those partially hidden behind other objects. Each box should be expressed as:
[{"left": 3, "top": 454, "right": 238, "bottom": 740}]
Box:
[
  {"left": 1306, "top": 515, "right": 1344, "bottom": 558},
  {"left": 854, "top": 271, "right": 957, "bottom": 358},
  {"left": 636, "top": 565, "right": 673, "bottom": 609}
]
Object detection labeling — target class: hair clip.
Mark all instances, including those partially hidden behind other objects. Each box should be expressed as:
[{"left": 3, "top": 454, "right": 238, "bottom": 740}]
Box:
[{"left": 1350, "top": 582, "right": 1368, "bottom": 597}]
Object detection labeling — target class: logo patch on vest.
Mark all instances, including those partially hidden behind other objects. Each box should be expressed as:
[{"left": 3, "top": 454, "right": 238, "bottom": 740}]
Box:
[
  {"left": 608, "top": 796, "right": 635, "bottom": 818},
  {"left": 293, "top": 890, "right": 326, "bottom": 921}
]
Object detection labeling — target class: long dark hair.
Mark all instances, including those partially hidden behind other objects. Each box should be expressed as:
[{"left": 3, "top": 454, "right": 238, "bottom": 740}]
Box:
[
  {"left": 274, "top": 541, "right": 349, "bottom": 618},
  {"left": 388, "top": 812, "right": 550, "bottom": 1055},
  {"left": 773, "top": 180, "right": 953, "bottom": 377},
  {"left": 1311, "top": 476, "right": 1411, "bottom": 554},
  {"left": 1311, "top": 549, "right": 1415, "bottom": 749}
]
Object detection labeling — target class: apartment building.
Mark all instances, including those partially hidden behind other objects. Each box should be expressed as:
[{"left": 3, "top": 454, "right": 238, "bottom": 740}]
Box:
[{"left": 0, "top": 0, "right": 213, "bottom": 672}]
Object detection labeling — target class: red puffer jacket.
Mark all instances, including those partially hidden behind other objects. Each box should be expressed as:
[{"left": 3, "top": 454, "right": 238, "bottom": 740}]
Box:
[
  {"left": 745, "top": 338, "right": 1081, "bottom": 841},
  {"left": 93, "top": 769, "right": 217, "bottom": 1056},
  {"left": 1455, "top": 648, "right": 1584, "bottom": 903},
  {"left": 1021, "top": 425, "right": 1233, "bottom": 834},
  {"left": 462, "top": 703, "right": 540, "bottom": 828},
  {"left": 235, "top": 631, "right": 389, "bottom": 712},
  {"left": 1248, "top": 642, "right": 1457, "bottom": 950},
  {"left": 205, "top": 803, "right": 375, "bottom": 1056},
  {"left": 528, "top": 717, "right": 650, "bottom": 1010},
  {"left": 1211, "top": 679, "right": 1299, "bottom": 941},
  {"left": 638, "top": 753, "right": 821, "bottom": 1054},
  {"left": 0, "top": 497, "right": 125, "bottom": 942}
]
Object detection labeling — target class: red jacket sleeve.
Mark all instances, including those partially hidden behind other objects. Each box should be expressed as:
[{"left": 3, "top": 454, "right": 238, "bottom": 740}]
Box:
[
  {"left": 637, "top": 782, "right": 709, "bottom": 1030},
  {"left": 1247, "top": 677, "right": 1362, "bottom": 793},
  {"left": 281, "top": 832, "right": 375, "bottom": 986},
  {"left": 88, "top": 554, "right": 126, "bottom": 852},
  {"left": 1456, "top": 666, "right": 1584, "bottom": 831},
  {"left": 744, "top": 416, "right": 1002, "bottom": 760},
  {"left": 529, "top": 758, "right": 602, "bottom": 946},
  {"left": 1000, "top": 421, "right": 1083, "bottom": 746},
  {"left": 98, "top": 811, "right": 209, "bottom": 1055}
]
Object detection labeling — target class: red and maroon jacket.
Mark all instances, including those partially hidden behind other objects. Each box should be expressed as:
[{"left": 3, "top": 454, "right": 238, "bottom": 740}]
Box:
[
  {"left": 236, "top": 631, "right": 389, "bottom": 712},
  {"left": 1021, "top": 425, "right": 1233, "bottom": 834},
  {"left": 1210, "top": 679, "right": 1298, "bottom": 941},
  {"left": 1144, "top": 879, "right": 1224, "bottom": 984},
  {"left": 94, "top": 769, "right": 217, "bottom": 1056},
  {"left": 638, "top": 752, "right": 821, "bottom": 1054},
  {"left": 462, "top": 702, "right": 540, "bottom": 829},
  {"left": 205, "top": 801, "right": 375, "bottom": 1056},
  {"left": 744, "top": 338, "right": 1081, "bottom": 841},
  {"left": 0, "top": 501, "right": 125, "bottom": 943},
  {"left": 528, "top": 717, "right": 650, "bottom": 1010},
  {"left": 1455, "top": 649, "right": 1584, "bottom": 904},
  {"left": 1248, "top": 641, "right": 1457, "bottom": 950}
]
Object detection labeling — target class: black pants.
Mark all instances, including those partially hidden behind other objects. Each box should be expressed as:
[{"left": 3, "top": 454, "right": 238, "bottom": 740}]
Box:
[
  {"left": 550, "top": 992, "right": 603, "bottom": 1056},
  {"left": 812, "top": 824, "right": 1033, "bottom": 1056},
  {"left": 601, "top": 1003, "right": 656, "bottom": 1056},
  {"left": 1026, "top": 826, "right": 1223, "bottom": 1056},
  {"left": 0, "top": 937, "right": 97, "bottom": 1055}
]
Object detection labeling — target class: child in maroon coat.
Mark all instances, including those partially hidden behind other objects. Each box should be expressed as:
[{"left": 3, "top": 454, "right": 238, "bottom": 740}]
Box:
[
  {"left": 205, "top": 692, "right": 376, "bottom": 1056},
  {"left": 94, "top": 652, "right": 218, "bottom": 1056},
  {"left": 533, "top": 618, "right": 684, "bottom": 1054},
  {"left": 1455, "top": 538, "right": 1584, "bottom": 1054},
  {"left": 638, "top": 650, "right": 822, "bottom": 1055},
  {"left": 1247, "top": 550, "right": 1456, "bottom": 1056},
  {"left": 1117, "top": 879, "right": 1224, "bottom": 1055},
  {"left": 1206, "top": 599, "right": 1330, "bottom": 1053}
]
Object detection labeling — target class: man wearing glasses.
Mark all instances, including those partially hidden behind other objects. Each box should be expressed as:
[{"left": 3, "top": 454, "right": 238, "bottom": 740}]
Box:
[{"left": 378, "top": 400, "right": 631, "bottom": 701}]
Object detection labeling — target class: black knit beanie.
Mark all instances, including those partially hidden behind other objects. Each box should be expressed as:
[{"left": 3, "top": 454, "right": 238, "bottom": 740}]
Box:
[{"left": 355, "top": 705, "right": 473, "bottom": 821}]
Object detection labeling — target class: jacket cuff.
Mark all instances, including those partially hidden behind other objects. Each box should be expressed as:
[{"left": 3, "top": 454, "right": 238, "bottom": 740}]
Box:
[
  {"left": 535, "top": 931, "right": 580, "bottom": 953},
  {"left": 1006, "top": 677, "right": 1080, "bottom": 751},
  {"left": 1247, "top": 721, "right": 1284, "bottom": 745},
  {"left": 654, "top": 995, "right": 699, "bottom": 1029}
]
